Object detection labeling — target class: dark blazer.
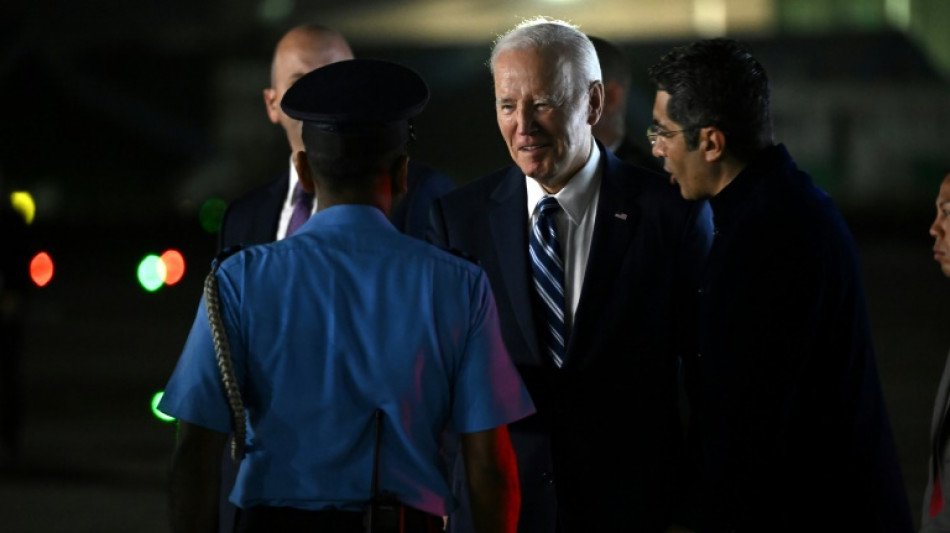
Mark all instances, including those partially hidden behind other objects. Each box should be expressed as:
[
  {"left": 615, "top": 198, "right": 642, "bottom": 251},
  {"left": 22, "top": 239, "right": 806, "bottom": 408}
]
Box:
[
  {"left": 923, "top": 349, "right": 950, "bottom": 532},
  {"left": 219, "top": 161, "right": 455, "bottom": 253},
  {"left": 427, "top": 142, "right": 713, "bottom": 532},
  {"left": 391, "top": 160, "right": 457, "bottom": 240},
  {"left": 218, "top": 172, "right": 287, "bottom": 251},
  {"left": 683, "top": 144, "right": 913, "bottom": 532}
]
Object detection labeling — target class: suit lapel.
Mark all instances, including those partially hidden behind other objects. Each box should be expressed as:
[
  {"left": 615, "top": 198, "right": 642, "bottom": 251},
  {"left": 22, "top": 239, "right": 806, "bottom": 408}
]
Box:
[
  {"left": 568, "top": 147, "right": 642, "bottom": 362},
  {"left": 934, "top": 352, "right": 950, "bottom": 472},
  {"left": 488, "top": 168, "right": 544, "bottom": 365}
]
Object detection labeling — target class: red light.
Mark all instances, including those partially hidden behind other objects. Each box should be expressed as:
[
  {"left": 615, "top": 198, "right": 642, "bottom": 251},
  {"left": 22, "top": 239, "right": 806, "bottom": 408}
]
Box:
[
  {"left": 160, "top": 249, "right": 185, "bottom": 286},
  {"left": 30, "top": 252, "right": 54, "bottom": 287}
]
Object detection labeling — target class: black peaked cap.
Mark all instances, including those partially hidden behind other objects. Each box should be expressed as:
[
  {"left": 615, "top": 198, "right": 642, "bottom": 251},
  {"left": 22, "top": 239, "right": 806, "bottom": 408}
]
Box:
[{"left": 281, "top": 58, "right": 429, "bottom": 130}]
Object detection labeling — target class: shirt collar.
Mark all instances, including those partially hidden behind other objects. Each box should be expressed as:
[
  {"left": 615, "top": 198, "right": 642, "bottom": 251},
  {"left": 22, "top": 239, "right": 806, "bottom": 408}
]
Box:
[
  {"left": 286, "top": 154, "right": 300, "bottom": 208},
  {"left": 526, "top": 139, "right": 601, "bottom": 223}
]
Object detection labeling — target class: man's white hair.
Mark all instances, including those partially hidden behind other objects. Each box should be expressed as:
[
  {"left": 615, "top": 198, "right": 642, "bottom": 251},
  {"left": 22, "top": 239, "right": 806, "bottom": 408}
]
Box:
[{"left": 490, "top": 16, "right": 602, "bottom": 100}]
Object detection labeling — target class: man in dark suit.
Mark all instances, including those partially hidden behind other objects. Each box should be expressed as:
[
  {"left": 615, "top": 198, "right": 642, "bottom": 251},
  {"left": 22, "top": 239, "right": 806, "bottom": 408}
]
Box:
[
  {"left": 923, "top": 170, "right": 950, "bottom": 533},
  {"left": 218, "top": 24, "right": 453, "bottom": 251},
  {"left": 426, "top": 17, "right": 713, "bottom": 533},
  {"left": 587, "top": 34, "right": 663, "bottom": 173},
  {"left": 214, "top": 23, "right": 454, "bottom": 533},
  {"left": 219, "top": 24, "right": 352, "bottom": 251},
  {"left": 648, "top": 38, "right": 913, "bottom": 533}
]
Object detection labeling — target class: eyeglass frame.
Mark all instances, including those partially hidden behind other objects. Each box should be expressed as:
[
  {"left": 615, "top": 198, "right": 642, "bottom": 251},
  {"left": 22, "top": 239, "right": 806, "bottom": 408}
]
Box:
[{"left": 646, "top": 124, "right": 695, "bottom": 147}]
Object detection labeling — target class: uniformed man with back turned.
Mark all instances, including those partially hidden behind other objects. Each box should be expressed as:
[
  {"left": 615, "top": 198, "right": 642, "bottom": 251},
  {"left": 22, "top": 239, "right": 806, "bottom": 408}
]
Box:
[{"left": 159, "top": 58, "right": 535, "bottom": 533}]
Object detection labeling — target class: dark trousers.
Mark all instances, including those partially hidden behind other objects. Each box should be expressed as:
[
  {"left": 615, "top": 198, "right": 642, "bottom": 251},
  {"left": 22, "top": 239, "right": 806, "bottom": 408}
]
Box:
[{"left": 236, "top": 505, "right": 444, "bottom": 533}]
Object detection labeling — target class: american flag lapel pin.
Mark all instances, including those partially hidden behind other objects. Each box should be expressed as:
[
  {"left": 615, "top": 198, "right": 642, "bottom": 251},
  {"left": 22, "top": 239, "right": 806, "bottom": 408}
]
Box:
[{"left": 614, "top": 212, "right": 628, "bottom": 220}]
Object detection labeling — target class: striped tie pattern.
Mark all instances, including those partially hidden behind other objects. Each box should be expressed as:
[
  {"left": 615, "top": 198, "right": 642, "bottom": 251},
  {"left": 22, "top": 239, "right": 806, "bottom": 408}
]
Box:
[{"left": 530, "top": 196, "right": 566, "bottom": 367}]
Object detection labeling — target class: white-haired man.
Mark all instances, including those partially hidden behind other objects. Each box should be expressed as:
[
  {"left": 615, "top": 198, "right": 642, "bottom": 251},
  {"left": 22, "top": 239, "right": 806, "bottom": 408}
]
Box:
[{"left": 427, "top": 17, "right": 713, "bottom": 533}]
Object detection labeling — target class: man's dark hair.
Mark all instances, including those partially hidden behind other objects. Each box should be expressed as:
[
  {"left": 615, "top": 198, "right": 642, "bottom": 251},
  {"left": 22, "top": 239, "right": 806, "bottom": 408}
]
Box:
[
  {"left": 301, "top": 124, "right": 408, "bottom": 193},
  {"left": 648, "top": 38, "right": 773, "bottom": 162}
]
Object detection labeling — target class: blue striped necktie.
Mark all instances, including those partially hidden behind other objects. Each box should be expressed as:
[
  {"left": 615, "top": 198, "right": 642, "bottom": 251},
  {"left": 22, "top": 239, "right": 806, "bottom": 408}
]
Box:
[{"left": 530, "top": 196, "right": 566, "bottom": 368}]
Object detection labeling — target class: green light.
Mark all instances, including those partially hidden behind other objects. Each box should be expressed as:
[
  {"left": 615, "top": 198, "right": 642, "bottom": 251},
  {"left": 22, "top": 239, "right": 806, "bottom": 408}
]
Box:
[
  {"left": 259, "top": 0, "right": 294, "bottom": 22},
  {"left": 151, "top": 391, "right": 176, "bottom": 423},
  {"left": 200, "top": 198, "right": 228, "bottom": 234},
  {"left": 138, "top": 254, "right": 164, "bottom": 292}
]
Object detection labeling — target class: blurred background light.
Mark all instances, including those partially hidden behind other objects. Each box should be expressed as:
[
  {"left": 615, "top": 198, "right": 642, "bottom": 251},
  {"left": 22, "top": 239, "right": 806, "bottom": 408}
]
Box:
[
  {"left": 10, "top": 191, "right": 35, "bottom": 225},
  {"left": 200, "top": 197, "right": 228, "bottom": 234},
  {"left": 29, "top": 252, "right": 54, "bottom": 287},
  {"left": 694, "top": 0, "right": 729, "bottom": 36},
  {"left": 160, "top": 249, "right": 186, "bottom": 286},
  {"left": 151, "top": 391, "right": 175, "bottom": 423},
  {"left": 259, "top": 0, "right": 296, "bottom": 23},
  {"left": 886, "top": 0, "right": 912, "bottom": 29},
  {"left": 137, "top": 254, "right": 164, "bottom": 292}
]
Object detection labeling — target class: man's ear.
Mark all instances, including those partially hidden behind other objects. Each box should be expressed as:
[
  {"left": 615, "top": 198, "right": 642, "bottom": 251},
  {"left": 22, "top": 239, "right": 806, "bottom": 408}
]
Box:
[
  {"left": 293, "top": 151, "right": 315, "bottom": 193},
  {"left": 702, "top": 127, "right": 727, "bottom": 163},
  {"left": 263, "top": 87, "right": 281, "bottom": 125},
  {"left": 587, "top": 81, "right": 605, "bottom": 126}
]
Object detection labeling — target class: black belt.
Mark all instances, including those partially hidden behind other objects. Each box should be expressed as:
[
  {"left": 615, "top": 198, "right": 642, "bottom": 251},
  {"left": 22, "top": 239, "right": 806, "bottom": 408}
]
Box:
[{"left": 236, "top": 505, "right": 444, "bottom": 533}]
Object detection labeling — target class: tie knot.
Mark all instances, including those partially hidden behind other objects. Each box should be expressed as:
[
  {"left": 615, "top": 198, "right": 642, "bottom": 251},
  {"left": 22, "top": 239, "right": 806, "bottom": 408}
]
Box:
[{"left": 536, "top": 195, "right": 560, "bottom": 215}]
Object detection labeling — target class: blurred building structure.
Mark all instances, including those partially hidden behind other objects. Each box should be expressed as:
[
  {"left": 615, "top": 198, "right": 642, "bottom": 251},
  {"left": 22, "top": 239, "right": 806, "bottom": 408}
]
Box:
[{"left": 2, "top": 0, "right": 949, "bottom": 225}]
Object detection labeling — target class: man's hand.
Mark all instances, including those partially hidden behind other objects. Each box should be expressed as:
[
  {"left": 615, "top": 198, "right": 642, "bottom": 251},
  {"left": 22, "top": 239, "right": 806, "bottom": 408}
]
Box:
[{"left": 461, "top": 426, "right": 520, "bottom": 533}]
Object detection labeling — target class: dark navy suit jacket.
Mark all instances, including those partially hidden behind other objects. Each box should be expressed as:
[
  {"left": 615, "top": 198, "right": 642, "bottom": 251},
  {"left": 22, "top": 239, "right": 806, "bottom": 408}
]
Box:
[
  {"left": 680, "top": 144, "right": 913, "bottom": 532},
  {"left": 426, "top": 142, "right": 713, "bottom": 532}
]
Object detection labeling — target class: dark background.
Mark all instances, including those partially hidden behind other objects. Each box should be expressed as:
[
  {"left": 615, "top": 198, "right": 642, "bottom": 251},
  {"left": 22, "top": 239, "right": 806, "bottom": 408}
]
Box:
[{"left": 1, "top": 1, "right": 949, "bottom": 530}]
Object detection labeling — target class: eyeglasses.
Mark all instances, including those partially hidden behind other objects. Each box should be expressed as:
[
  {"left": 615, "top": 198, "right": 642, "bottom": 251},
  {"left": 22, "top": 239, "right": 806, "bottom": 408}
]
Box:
[{"left": 646, "top": 124, "right": 690, "bottom": 146}]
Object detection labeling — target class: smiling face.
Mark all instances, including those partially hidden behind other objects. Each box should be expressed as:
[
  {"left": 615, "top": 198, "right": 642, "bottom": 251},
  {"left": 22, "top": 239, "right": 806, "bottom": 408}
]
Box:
[
  {"left": 493, "top": 47, "right": 602, "bottom": 193},
  {"left": 930, "top": 174, "right": 950, "bottom": 277}
]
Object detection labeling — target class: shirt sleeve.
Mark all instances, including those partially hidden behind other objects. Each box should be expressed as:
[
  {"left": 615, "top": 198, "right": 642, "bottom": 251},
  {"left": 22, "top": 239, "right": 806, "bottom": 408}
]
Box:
[
  {"left": 450, "top": 269, "right": 536, "bottom": 433},
  {"left": 157, "top": 295, "right": 234, "bottom": 434}
]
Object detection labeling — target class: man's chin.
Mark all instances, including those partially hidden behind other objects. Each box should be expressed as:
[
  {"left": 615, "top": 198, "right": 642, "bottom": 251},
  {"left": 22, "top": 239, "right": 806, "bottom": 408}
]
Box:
[
  {"left": 522, "top": 168, "right": 551, "bottom": 185},
  {"left": 675, "top": 183, "right": 694, "bottom": 200},
  {"left": 518, "top": 161, "right": 545, "bottom": 180}
]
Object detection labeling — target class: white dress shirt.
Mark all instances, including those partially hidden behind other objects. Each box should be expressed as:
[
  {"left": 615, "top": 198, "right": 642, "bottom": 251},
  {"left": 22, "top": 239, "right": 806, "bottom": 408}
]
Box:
[
  {"left": 526, "top": 139, "right": 602, "bottom": 334},
  {"left": 276, "top": 154, "right": 318, "bottom": 240}
]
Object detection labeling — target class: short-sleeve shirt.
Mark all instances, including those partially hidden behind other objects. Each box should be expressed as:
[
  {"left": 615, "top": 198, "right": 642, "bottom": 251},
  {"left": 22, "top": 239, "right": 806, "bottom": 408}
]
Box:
[{"left": 159, "top": 205, "right": 535, "bottom": 517}]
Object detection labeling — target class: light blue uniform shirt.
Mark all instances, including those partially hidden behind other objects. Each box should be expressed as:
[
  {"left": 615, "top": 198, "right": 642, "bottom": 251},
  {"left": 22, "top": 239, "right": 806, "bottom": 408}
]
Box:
[{"left": 159, "top": 205, "right": 535, "bottom": 516}]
